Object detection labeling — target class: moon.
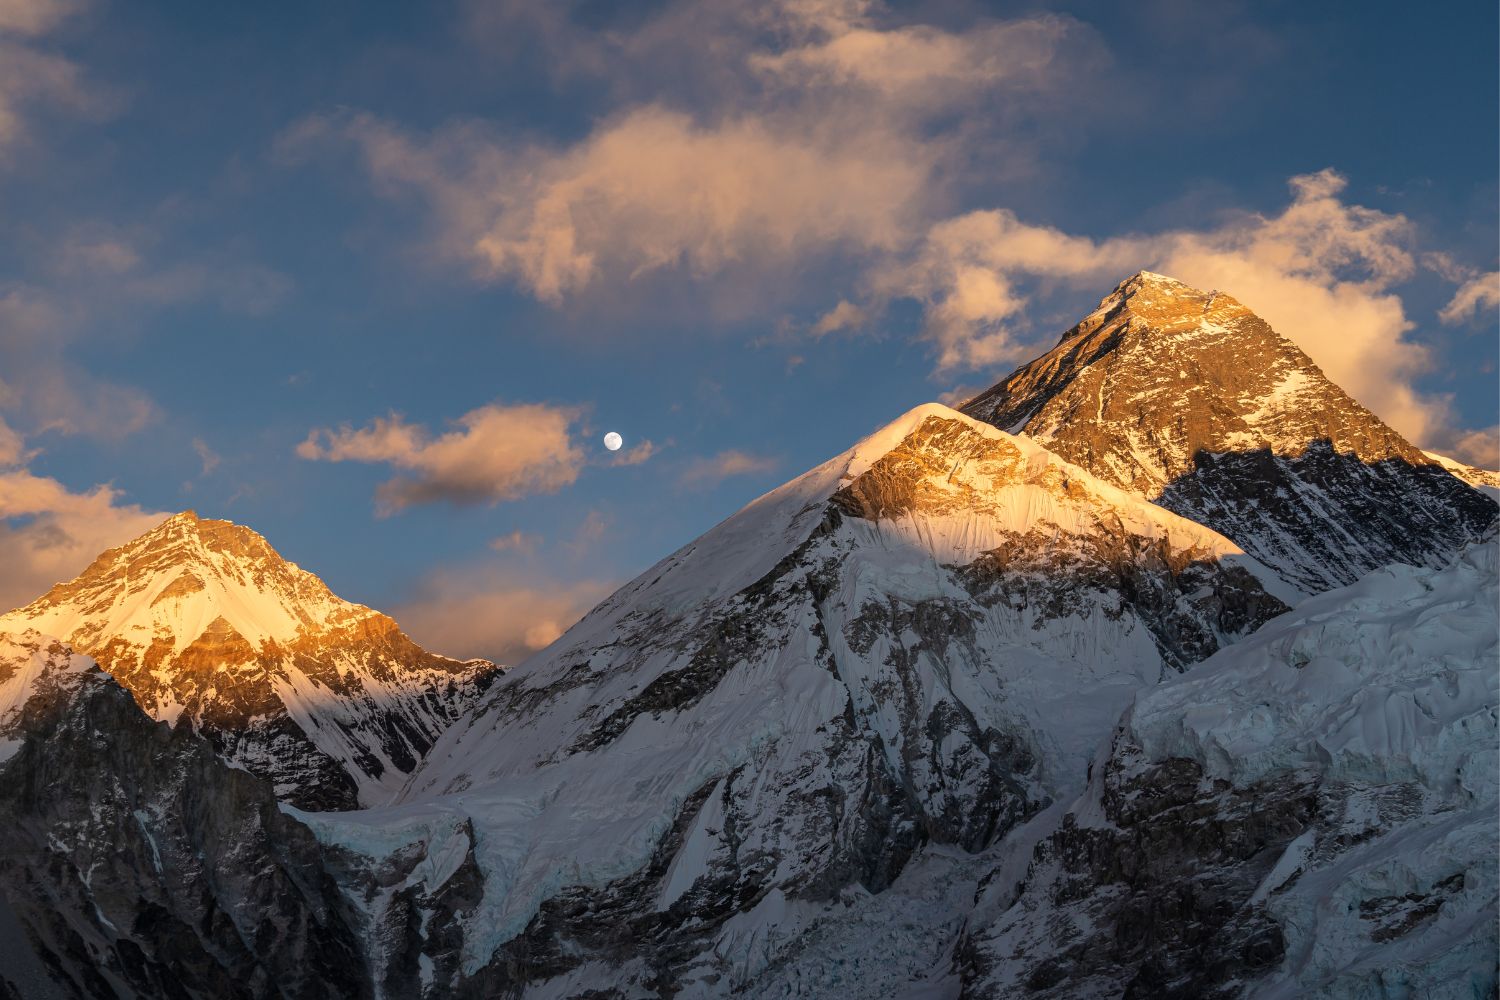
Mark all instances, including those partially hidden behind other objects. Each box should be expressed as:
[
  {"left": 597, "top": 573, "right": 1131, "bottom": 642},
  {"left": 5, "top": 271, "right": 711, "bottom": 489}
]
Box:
[{"left": 603, "top": 431, "right": 623, "bottom": 452}]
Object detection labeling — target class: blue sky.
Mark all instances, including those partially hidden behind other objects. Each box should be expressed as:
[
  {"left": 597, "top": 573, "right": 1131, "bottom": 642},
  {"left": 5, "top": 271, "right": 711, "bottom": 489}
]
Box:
[{"left": 1, "top": 0, "right": 1495, "bottom": 662}]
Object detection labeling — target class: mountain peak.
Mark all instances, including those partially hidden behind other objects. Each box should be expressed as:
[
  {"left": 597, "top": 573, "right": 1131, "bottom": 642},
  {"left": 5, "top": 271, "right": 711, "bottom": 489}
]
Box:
[
  {"left": 0, "top": 513, "right": 497, "bottom": 809},
  {"left": 963, "top": 272, "right": 1418, "bottom": 489},
  {"left": 961, "top": 274, "right": 1497, "bottom": 591}
]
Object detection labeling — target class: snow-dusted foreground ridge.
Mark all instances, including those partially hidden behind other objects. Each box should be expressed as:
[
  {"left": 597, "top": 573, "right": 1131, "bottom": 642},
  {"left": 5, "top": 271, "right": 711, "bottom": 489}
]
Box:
[
  {"left": 964, "top": 532, "right": 1499, "bottom": 998},
  {"left": 0, "top": 511, "right": 499, "bottom": 809},
  {"left": 299, "top": 403, "right": 1297, "bottom": 995}
]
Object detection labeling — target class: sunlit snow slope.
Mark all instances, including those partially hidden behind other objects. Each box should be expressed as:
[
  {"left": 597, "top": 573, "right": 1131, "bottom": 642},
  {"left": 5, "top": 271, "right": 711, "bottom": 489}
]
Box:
[{"left": 302, "top": 404, "right": 1297, "bottom": 996}]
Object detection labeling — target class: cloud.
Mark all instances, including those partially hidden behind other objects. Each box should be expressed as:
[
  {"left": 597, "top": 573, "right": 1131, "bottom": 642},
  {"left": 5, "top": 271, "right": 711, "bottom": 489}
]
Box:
[
  {"left": 489, "top": 529, "right": 540, "bottom": 555},
  {"left": 191, "top": 437, "right": 220, "bottom": 477},
  {"left": 0, "top": 0, "right": 110, "bottom": 159},
  {"left": 1438, "top": 271, "right": 1500, "bottom": 325},
  {"left": 281, "top": 2, "right": 1098, "bottom": 312},
  {"left": 563, "top": 509, "right": 610, "bottom": 556},
  {"left": 393, "top": 567, "right": 615, "bottom": 664},
  {"left": 811, "top": 299, "right": 867, "bottom": 336},
  {"left": 297, "top": 401, "right": 586, "bottom": 514},
  {"left": 0, "top": 414, "right": 28, "bottom": 465},
  {"left": 751, "top": 12, "right": 1073, "bottom": 111},
  {"left": 607, "top": 438, "right": 658, "bottom": 467},
  {"left": 1438, "top": 426, "right": 1499, "bottom": 470},
  {"left": 0, "top": 0, "right": 82, "bottom": 36},
  {"left": 679, "top": 449, "right": 778, "bottom": 488},
  {"left": 0, "top": 225, "right": 289, "bottom": 442},
  {"left": 0, "top": 429, "right": 164, "bottom": 610},
  {"left": 289, "top": 105, "right": 933, "bottom": 304}
]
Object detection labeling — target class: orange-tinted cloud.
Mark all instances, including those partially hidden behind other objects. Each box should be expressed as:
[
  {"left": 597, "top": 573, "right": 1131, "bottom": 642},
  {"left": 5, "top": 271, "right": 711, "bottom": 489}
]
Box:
[
  {"left": 0, "top": 0, "right": 111, "bottom": 158},
  {"left": 0, "top": 462, "right": 164, "bottom": 612},
  {"left": 297, "top": 401, "right": 586, "bottom": 514},
  {"left": 290, "top": 105, "right": 932, "bottom": 304},
  {"left": 281, "top": 2, "right": 1096, "bottom": 312},
  {"left": 393, "top": 566, "right": 614, "bottom": 665}
]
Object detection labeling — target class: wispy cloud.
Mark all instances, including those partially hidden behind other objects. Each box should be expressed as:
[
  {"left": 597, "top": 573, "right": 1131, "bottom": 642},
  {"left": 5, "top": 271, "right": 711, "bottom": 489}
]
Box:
[
  {"left": 280, "top": 1, "right": 1097, "bottom": 313},
  {"left": 0, "top": 0, "right": 110, "bottom": 160},
  {"left": 489, "top": 529, "right": 541, "bottom": 555},
  {"left": 607, "top": 438, "right": 658, "bottom": 467},
  {"left": 1438, "top": 271, "right": 1500, "bottom": 326},
  {"left": 679, "top": 449, "right": 777, "bottom": 489},
  {"left": 297, "top": 401, "right": 586, "bottom": 515}
]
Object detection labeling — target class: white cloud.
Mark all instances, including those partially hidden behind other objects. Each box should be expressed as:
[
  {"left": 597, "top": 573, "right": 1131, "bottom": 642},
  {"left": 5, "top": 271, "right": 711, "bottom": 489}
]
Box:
[
  {"left": 1438, "top": 271, "right": 1500, "bottom": 325},
  {"left": 297, "top": 401, "right": 586, "bottom": 514}
]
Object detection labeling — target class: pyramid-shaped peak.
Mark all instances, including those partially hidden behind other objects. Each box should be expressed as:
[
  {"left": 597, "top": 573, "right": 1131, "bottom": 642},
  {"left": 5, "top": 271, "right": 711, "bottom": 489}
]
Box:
[
  {"left": 962, "top": 273, "right": 1431, "bottom": 492},
  {"left": 958, "top": 274, "right": 1495, "bottom": 592}
]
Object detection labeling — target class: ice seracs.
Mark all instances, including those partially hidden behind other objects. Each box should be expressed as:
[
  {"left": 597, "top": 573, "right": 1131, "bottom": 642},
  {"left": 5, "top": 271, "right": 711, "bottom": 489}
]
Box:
[
  {"left": 962, "top": 531, "right": 1499, "bottom": 998},
  {"left": 0, "top": 510, "right": 499, "bottom": 809}
]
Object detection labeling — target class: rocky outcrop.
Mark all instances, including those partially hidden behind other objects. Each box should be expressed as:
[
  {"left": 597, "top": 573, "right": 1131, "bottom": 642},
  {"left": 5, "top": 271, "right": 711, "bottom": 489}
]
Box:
[
  {"left": 0, "top": 511, "right": 500, "bottom": 810},
  {"left": 961, "top": 272, "right": 1497, "bottom": 592},
  {"left": 0, "top": 631, "right": 369, "bottom": 1000}
]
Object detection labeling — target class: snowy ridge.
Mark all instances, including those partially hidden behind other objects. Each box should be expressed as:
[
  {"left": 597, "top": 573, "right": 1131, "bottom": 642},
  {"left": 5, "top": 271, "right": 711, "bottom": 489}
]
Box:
[
  {"left": 1424, "top": 450, "right": 1500, "bottom": 500},
  {"left": 0, "top": 629, "right": 99, "bottom": 763},
  {"left": 0, "top": 511, "right": 497, "bottom": 809},
  {"left": 300, "top": 403, "right": 1297, "bottom": 994}
]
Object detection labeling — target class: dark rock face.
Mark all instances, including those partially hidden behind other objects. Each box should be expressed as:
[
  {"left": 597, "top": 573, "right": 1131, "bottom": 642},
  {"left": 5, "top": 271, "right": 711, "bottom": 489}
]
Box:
[
  {"left": 0, "top": 664, "right": 369, "bottom": 999},
  {"left": 961, "top": 272, "right": 1497, "bottom": 593},
  {"left": 1157, "top": 443, "right": 1495, "bottom": 594},
  {"left": 960, "top": 748, "right": 1318, "bottom": 999}
]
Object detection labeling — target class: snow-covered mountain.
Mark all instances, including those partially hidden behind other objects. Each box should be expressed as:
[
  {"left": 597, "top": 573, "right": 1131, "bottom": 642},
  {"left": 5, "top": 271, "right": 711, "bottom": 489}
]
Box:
[
  {"left": 0, "top": 511, "right": 498, "bottom": 810},
  {"left": 299, "top": 403, "right": 1298, "bottom": 995},
  {"left": 961, "top": 272, "right": 1497, "bottom": 593},
  {"left": 962, "top": 530, "right": 1498, "bottom": 998},
  {"left": 0, "top": 273, "right": 1493, "bottom": 1000}
]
